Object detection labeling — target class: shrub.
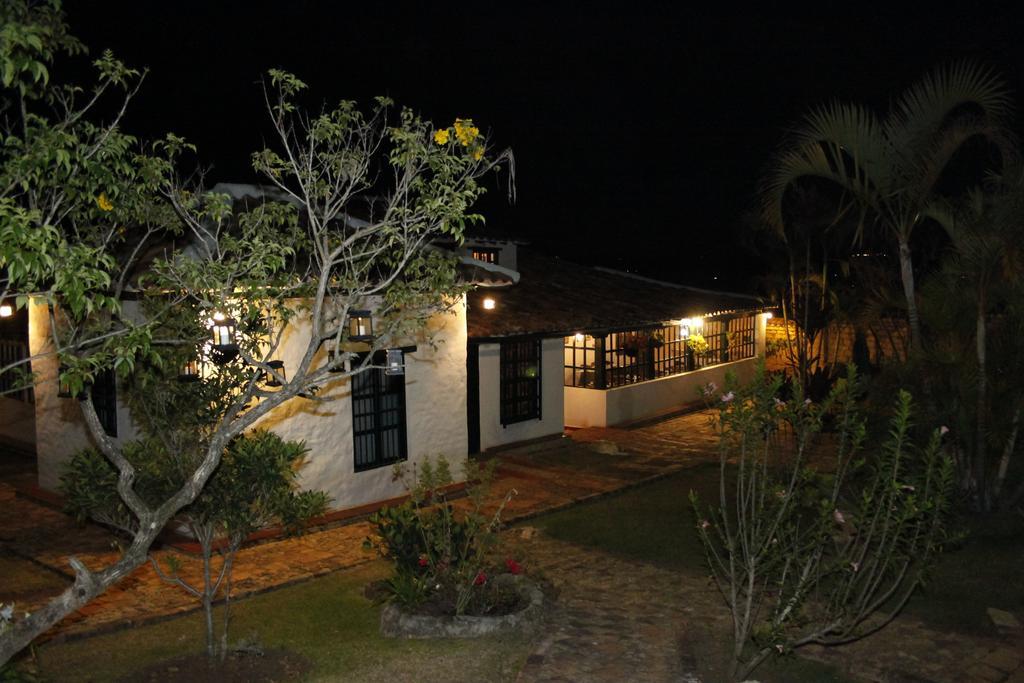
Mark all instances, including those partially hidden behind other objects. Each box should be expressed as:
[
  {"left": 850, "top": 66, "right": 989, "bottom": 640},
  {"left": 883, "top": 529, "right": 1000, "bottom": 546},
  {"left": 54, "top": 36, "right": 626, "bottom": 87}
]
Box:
[
  {"left": 365, "top": 456, "right": 515, "bottom": 616},
  {"left": 692, "top": 365, "right": 955, "bottom": 681}
]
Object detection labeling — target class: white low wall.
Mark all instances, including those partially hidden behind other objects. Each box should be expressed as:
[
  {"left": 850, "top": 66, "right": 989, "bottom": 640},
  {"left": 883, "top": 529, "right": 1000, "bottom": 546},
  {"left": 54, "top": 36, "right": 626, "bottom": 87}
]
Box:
[
  {"left": 477, "top": 337, "right": 564, "bottom": 451},
  {"left": 564, "top": 312, "right": 769, "bottom": 428},
  {"left": 565, "top": 357, "right": 758, "bottom": 428}
]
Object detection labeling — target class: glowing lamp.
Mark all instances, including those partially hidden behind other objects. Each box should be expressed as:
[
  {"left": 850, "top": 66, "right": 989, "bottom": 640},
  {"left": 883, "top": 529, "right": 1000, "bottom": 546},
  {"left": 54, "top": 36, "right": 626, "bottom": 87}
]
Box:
[
  {"left": 574, "top": 332, "right": 585, "bottom": 343},
  {"left": 208, "top": 313, "right": 238, "bottom": 364},
  {"left": 348, "top": 311, "right": 373, "bottom": 340},
  {"left": 178, "top": 357, "right": 201, "bottom": 382},
  {"left": 0, "top": 303, "right": 12, "bottom": 318},
  {"left": 264, "top": 359, "right": 286, "bottom": 387},
  {"left": 482, "top": 297, "right": 496, "bottom": 310},
  {"left": 679, "top": 318, "right": 691, "bottom": 340},
  {"left": 765, "top": 312, "right": 774, "bottom": 320}
]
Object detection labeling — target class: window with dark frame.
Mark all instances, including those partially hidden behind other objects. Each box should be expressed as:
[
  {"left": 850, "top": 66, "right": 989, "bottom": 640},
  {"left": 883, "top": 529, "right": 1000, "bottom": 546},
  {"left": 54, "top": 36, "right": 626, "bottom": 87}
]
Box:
[
  {"left": 500, "top": 338, "right": 542, "bottom": 425},
  {"left": 562, "top": 313, "right": 759, "bottom": 389},
  {"left": 91, "top": 368, "right": 118, "bottom": 437},
  {"left": 351, "top": 354, "right": 408, "bottom": 472},
  {"left": 471, "top": 248, "right": 500, "bottom": 264}
]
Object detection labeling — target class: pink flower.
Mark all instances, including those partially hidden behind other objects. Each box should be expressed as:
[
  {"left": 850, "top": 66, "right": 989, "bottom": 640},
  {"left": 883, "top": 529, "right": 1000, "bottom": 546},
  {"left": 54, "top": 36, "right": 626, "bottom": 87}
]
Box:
[
  {"left": 505, "top": 558, "right": 523, "bottom": 575},
  {"left": 474, "top": 571, "right": 487, "bottom": 586},
  {"left": 721, "top": 391, "right": 735, "bottom": 403},
  {"left": 418, "top": 555, "right": 429, "bottom": 567},
  {"left": 940, "top": 425, "right": 950, "bottom": 436},
  {"left": 804, "top": 398, "right": 812, "bottom": 405},
  {"left": 700, "top": 519, "right": 710, "bottom": 530},
  {"left": 833, "top": 509, "right": 846, "bottom": 525}
]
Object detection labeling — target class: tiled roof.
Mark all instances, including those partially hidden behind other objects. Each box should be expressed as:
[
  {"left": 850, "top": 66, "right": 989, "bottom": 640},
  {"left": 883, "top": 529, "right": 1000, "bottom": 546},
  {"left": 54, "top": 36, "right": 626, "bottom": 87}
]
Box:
[{"left": 467, "top": 249, "right": 766, "bottom": 339}]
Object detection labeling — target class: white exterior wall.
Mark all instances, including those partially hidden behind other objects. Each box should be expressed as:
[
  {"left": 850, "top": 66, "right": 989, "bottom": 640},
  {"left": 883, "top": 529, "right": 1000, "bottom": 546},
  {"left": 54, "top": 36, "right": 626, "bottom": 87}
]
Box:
[
  {"left": 477, "top": 337, "right": 564, "bottom": 451},
  {"left": 255, "top": 297, "right": 469, "bottom": 511},
  {"left": 32, "top": 296, "right": 470, "bottom": 512},
  {"left": 564, "top": 312, "right": 770, "bottom": 428},
  {"left": 32, "top": 298, "right": 139, "bottom": 490}
]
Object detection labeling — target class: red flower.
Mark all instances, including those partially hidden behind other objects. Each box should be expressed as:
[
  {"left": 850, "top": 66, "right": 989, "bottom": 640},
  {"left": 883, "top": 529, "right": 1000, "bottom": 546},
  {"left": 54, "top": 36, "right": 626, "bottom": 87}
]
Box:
[
  {"left": 473, "top": 571, "right": 487, "bottom": 586},
  {"left": 505, "top": 558, "right": 523, "bottom": 575},
  {"left": 418, "top": 555, "right": 429, "bottom": 567}
]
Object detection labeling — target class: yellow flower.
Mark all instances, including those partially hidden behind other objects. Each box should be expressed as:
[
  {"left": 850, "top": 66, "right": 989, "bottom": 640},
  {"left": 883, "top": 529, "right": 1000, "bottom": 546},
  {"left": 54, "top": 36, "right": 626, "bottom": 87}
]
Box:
[
  {"left": 96, "top": 192, "right": 113, "bottom": 211},
  {"left": 433, "top": 128, "right": 450, "bottom": 145},
  {"left": 471, "top": 146, "right": 484, "bottom": 161},
  {"left": 453, "top": 118, "right": 480, "bottom": 146}
]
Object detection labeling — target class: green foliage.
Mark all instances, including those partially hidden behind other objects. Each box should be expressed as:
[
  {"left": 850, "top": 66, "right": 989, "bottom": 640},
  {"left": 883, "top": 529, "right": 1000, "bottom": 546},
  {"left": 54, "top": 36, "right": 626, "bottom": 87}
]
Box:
[
  {"left": 365, "top": 456, "right": 513, "bottom": 616},
  {"left": 692, "top": 364, "right": 955, "bottom": 681}
]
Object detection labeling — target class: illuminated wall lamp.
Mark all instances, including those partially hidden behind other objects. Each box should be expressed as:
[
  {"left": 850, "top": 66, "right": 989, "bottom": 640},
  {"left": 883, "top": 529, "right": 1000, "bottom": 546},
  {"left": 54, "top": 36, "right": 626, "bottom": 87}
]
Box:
[
  {"left": 482, "top": 297, "right": 496, "bottom": 310},
  {"left": 385, "top": 348, "right": 405, "bottom": 376},
  {"left": 348, "top": 311, "right": 373, "bottom": 341},
  {"left": 264, "top": 359, "right": 286, "bottom": 387},
  {"left": 679, "top": 318, "right": 691, "bottom": 340},
  {"left": 0, "top": 302, "right": 12, "bottom": 318},
  {"left": 178, "top": 357, "right": 201, "bottom": 382},
  {"left": 209, "top": 312, "right": 238, "bottom": 364}
]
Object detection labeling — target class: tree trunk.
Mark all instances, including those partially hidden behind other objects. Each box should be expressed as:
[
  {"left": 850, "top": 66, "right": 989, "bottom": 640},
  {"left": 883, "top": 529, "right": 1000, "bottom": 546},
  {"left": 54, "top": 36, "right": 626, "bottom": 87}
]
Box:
[
  {"left": 974, "top": 300, "right": 989, "bottom": 511},
  {"left": 0, "top": 527, "right": 158, "bottom": 664},
  {"left": 993, "top": 404, "right": 1020, "bottom": 507},
  {"left": 898, "top": 239, "right": 922, "bottom": 353}
]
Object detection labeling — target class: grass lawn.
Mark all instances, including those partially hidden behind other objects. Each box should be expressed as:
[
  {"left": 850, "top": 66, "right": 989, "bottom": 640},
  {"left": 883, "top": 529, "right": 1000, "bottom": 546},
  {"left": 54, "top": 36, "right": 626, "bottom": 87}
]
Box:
[{"left": 23, "top": 560, "right": 533, "bottom": 682}]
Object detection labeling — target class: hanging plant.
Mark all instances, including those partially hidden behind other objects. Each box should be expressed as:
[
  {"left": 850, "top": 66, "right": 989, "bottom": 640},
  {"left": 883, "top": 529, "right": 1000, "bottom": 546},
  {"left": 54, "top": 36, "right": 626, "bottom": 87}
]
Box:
[{"left": 688, "top": 332, "right": 709, "bottom": 356}]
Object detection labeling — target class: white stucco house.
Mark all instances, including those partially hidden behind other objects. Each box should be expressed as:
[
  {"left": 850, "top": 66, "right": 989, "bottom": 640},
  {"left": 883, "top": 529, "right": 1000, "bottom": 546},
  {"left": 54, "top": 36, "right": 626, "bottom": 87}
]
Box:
[
  {"left": 460, "top": 240, "right": 770, "bottom": 452},
  {"left": 2, "top": 217, "right": 768, "bottom": 519}
]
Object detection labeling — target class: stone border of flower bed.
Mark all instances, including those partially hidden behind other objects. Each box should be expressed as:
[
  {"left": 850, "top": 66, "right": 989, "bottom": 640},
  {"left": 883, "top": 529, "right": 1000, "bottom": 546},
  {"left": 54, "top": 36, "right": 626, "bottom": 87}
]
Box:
[{"left": 379, "top": 574, "right": 545, "bottom": 639}]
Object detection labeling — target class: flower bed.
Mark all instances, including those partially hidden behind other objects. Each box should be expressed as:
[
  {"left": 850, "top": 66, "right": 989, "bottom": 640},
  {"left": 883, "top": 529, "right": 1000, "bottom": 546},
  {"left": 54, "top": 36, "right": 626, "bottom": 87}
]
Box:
[{"left": 379, "top": 573, "right": 544, "bottom": 639}]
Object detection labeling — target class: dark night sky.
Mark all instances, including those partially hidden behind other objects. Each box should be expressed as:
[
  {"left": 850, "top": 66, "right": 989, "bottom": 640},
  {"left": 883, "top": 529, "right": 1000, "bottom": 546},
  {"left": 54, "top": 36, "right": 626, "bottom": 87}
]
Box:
[{"left": 63, "top": 2, "right": 1024, "bottom": 291}]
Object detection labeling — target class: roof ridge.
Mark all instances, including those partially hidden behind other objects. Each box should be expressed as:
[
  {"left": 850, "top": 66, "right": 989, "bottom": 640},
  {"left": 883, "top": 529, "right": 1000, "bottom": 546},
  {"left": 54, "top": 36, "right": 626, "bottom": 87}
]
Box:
[{"left": 591, "top": 266, "right": 763, "bottom": 302}]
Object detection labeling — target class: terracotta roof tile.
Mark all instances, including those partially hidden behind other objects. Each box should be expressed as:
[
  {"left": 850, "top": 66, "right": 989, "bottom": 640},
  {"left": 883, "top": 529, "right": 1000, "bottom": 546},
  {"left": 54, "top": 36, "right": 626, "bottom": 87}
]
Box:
[{"left": 467, "top": 249, "right": 765, "bottom": 338}]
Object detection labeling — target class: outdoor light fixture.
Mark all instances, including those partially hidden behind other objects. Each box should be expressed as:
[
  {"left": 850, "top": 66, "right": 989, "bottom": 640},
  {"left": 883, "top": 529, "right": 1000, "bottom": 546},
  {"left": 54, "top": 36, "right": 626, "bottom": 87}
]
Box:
[
  {"left": 574, "top": 332, "right": 585, "bottom": 343},
  {"left": 764, "top": 311, "right": 774, "bottom": 319},
  {"left": 178, "top": 357, "right": 201, "bottom": 382},
  {"left": 348, "top": 311, "right": 373, "bottom": 341},
  {"left": 264, "top": 359, "right": 286, "bottom": 387},
  {"left": 482, "top": 297, "right": 496, "bottom": 310},
  {"left": 385, "top": 348, "right": 405, "bottom": 376},
  {"left": 0, "top": 302, "right": 12, "bottom": 318},
  {"left": 679, "top": 319, "right": 691, "bottom": 340},
  {"left": 209, "top": 312, "right": 238, "bottom": 364}
]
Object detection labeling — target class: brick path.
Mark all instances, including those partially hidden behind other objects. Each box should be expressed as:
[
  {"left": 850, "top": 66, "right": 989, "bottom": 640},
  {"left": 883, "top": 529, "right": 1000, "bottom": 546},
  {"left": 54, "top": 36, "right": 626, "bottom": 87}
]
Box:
[{"left": 0, "top": 411, "right": 715, "bottom": 642}]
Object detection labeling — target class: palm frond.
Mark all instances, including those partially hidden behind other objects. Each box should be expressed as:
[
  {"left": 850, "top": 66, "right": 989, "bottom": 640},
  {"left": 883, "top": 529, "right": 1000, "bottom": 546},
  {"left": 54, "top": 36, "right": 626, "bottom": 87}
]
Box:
[{"left": 885, "top": 61, "right": 1013, "bottom": 168}]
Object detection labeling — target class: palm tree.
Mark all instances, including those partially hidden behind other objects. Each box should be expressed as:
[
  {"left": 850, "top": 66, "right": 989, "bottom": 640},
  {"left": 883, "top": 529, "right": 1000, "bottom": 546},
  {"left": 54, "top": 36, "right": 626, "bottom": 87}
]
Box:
[
  {"left": 933, "top": 171, "right": 1024, "bottom": 509},
  {"left": 761, "top": 62, "right": 1014, "bottom": 353}
]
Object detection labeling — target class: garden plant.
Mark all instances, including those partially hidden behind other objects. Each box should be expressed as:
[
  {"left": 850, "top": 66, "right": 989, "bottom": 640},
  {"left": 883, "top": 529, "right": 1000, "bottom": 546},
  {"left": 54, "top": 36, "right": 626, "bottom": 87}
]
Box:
[{"left": 692, "top": 365, "right": 955, "bottom": 681}]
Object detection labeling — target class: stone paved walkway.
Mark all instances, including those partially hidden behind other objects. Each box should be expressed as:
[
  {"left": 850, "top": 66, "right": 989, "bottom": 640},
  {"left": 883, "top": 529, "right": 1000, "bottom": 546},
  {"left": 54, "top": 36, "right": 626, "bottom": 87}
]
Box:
[{"left": 0, "top": 411, "right": 715, "bottom": 641}]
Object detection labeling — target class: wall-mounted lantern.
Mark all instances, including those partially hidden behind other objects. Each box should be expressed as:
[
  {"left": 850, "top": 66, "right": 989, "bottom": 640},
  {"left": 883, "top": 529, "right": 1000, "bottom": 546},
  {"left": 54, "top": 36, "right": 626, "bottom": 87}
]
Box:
[
  {"left": 385, "top": 348, "right": 405, "bottom": 376},
  {"left": 482, "top": 297, "right": 496, "bottom": 310},
  {"left": 679, "top": 318, "right": 691, "bottom": 340},
  {"left": 209, "top": 312, "right": 238, "bottom": 364},
  {"left": 264, "top": 359, "right": 286, "bottom": 387},
  {"left": 348, "top": 311, "right": 373, "bottom": 341},
  {"left": 0, "top": 301, "right": 12, "bottom": 318},
  {"left": 178, "top": 357, "right": 201, "bottom": 382}
]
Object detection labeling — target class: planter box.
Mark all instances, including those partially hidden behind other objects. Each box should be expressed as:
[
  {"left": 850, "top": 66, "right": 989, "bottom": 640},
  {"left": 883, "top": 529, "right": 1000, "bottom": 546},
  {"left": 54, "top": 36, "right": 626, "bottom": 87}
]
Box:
[{"left": 379, "top": 574, "right": 545, "bottom": 639}]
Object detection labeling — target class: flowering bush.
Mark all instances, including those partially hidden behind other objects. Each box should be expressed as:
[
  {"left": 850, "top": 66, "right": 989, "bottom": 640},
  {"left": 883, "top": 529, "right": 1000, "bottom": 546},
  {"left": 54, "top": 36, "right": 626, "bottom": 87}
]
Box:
[
  {"left": 365, "top": 456, "right": 518, "bottom": 616},
  {"left": 692, "top": 364, "right": 955, "bottom": 681}
]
